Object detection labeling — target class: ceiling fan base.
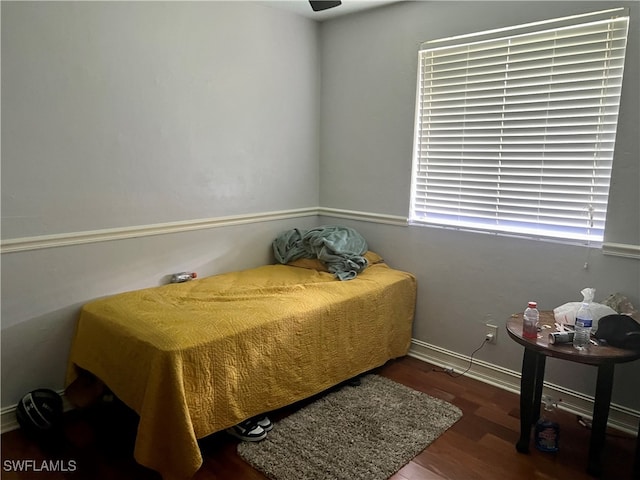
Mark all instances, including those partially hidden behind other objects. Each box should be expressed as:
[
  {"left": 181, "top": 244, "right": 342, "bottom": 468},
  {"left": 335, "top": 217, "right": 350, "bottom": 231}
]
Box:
[{"left": 309, "top": 1, "right": 343, "bottom": 12}]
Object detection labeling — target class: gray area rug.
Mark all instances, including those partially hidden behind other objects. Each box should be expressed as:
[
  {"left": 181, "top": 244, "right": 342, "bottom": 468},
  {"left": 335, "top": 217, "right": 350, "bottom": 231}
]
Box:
[{"left": 237, "top": 374, "right": 462, "bottom": 480}]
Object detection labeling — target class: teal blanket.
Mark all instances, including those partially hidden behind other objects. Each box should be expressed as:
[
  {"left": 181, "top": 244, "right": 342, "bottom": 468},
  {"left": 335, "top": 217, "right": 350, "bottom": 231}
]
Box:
[{"left": 273, "top": 226, "right": 369, "bottom": 281}]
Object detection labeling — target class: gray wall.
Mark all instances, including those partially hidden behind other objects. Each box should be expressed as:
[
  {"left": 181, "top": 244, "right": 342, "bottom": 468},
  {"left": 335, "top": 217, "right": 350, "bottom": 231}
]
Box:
[
  {"left": 1, "top": 2, "right": 319, "bottom": 407},
  {"left": 2, "top": 1, "right": 319, "bottom": 238},
  {"left": 319, "top": 1, "right": 640, "bottom": 409}
]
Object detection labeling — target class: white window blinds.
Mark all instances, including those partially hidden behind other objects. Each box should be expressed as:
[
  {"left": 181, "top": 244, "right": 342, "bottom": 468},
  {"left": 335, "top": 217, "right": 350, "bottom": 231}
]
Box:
[{"left": 410, "top": 8, "right": 629, "bottom": 242}]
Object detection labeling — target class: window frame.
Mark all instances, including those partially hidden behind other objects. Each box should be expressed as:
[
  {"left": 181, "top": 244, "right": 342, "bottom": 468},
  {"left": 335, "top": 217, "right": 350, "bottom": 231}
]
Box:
[{"left": 409, "top": 8, "right": 630, "bottom": 245}]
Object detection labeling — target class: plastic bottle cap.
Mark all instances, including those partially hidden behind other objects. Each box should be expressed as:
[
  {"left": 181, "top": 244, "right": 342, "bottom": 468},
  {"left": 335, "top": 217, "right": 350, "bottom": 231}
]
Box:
[{"left": 528, "top": 301, "right": 537, "bottom": 308}]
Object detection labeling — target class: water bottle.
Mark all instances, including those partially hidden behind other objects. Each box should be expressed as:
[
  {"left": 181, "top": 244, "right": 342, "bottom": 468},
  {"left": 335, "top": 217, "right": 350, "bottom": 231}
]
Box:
[
  {"left": 573, "top": 302, "right": 593, "bottom": 350},
  {"left": 523, "top": 301, "right": 539, "bottom": 339},
  {"left": 170, "top": 272, "right": 197, "bottom": 283}
]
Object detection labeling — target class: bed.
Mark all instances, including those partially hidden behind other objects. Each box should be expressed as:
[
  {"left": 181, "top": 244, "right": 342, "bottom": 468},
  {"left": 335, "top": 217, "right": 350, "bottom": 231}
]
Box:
[{"left": 65, "top": 253, "right": 416, "bottom": 480}]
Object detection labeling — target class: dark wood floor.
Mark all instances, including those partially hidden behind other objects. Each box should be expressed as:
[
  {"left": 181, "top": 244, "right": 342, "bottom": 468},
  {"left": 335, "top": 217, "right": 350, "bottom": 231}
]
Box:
[{"left": 1, "top": 356, "right": 637, "bottom": 480}]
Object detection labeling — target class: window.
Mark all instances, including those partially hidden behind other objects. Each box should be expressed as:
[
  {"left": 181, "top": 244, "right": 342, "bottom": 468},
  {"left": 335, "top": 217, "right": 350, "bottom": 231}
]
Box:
[{"left": 409, "top": 8, "right": 629, "bottom": 243}]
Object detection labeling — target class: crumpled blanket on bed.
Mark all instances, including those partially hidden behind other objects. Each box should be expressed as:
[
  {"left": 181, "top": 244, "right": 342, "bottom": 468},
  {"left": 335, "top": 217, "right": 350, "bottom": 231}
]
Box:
[
  {"left": 273, "top": 225, "right": 369, "bottom": 280},
  {"left": 65, "top": 262, "right": 416, "bottom": 480}
]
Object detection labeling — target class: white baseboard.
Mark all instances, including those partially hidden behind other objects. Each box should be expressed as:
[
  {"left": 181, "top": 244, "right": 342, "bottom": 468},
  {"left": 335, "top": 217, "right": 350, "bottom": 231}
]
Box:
[
  {"left": 1, "top": 406, "right": 20, "bottom": 433},
  {"left": 409, "top": 339, "right": 640, "bottom": 436},
  {"left": 3, "top": 340, "right": 639, "bottom": 436}
]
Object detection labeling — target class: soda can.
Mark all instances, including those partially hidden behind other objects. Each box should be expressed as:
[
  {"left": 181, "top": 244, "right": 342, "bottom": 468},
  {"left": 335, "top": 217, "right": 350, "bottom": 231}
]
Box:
[{"left": 549, "top": 331, "right": 574, "bottom": 345}]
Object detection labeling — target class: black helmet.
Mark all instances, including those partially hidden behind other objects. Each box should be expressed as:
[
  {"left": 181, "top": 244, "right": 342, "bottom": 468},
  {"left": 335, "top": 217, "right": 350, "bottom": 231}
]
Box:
[{"left": 16, "top": 389, "right": 63, "bottom": 435}]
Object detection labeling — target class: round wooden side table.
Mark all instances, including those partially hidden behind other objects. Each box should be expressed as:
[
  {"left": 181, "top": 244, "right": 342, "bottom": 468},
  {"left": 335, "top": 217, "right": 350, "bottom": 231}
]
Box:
[{"left": 507, "top": 311, "right": 640, "bottom": 477}]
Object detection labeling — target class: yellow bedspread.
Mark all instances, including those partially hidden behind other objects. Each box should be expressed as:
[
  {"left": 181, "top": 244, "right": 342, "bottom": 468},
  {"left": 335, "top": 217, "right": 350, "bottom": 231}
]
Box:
[{"left": 65, "top": 262, "right": 416, "bottom": 479}]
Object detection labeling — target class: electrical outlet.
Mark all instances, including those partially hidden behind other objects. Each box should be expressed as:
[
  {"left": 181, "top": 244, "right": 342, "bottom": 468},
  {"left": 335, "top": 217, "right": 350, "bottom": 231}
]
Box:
[{"left": 485, "top": 323, "right": 498, "bottom": 344}]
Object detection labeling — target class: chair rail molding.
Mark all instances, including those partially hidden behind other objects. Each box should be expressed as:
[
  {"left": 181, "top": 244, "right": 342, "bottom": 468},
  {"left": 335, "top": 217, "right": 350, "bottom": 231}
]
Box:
[
  {"left": 0, "top": 208, "right": 318, "bottom": 254},
  {"left": 602, "top": 242, "right": 640, "bottom": 260},
  {"left": 2, "top": 207, "right": 636, "bottom": 261}
]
